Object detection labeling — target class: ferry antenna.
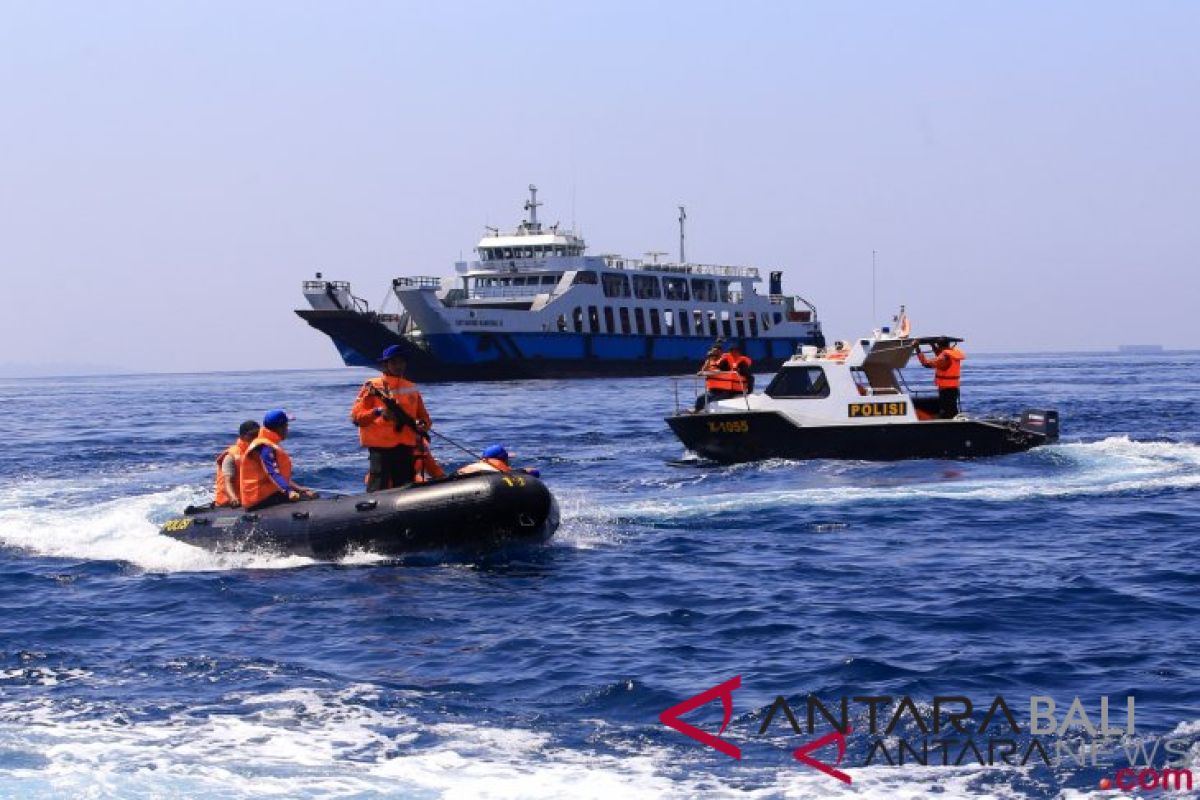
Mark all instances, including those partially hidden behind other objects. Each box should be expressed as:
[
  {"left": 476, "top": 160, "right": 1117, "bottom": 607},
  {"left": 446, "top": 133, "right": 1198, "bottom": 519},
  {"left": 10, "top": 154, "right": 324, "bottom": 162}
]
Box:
[{"left": 678, "top": 205, "right": 687, "bottom": 263}]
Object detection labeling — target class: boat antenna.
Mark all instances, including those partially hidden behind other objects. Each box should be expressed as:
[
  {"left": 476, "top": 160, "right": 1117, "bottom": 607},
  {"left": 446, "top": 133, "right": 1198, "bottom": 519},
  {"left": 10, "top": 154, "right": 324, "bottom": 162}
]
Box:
[
  {"left": 678, "top": 205, "right": 687, "bottom": 263},
  {"left": 645, "top": 250, "right": 667, "bottom": 264},
  {"left": 524, "top": 184, "right": 541, "bottom": 231},
  {"left": 871, "top": 249, "right": 878, "bottom": 327}
]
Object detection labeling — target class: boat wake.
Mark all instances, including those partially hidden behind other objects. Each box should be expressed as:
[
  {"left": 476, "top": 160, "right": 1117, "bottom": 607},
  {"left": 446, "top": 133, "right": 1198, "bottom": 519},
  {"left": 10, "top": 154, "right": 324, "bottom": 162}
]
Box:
[{"left": 617, "top": 437, "right": 1200, "bottom": 519}]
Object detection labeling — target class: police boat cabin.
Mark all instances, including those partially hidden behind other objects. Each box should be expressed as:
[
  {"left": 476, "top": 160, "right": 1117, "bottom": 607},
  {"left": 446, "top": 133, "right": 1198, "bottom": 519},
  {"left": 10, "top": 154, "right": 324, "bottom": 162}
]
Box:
[{"left": 666, "top": 327, "right": 1060, "bottom": 463}]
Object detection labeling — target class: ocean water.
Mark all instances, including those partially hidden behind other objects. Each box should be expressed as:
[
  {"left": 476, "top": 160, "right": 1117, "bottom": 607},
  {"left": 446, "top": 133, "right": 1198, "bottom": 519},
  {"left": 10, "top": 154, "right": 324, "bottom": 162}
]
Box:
[{"left": 1, "top": 353, "right": 1198, "bottom": 799}]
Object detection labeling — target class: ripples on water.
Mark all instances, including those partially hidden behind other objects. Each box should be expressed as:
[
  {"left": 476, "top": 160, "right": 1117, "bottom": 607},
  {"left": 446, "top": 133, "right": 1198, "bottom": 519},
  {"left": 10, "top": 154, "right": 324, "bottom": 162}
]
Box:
[{"left": 0, "top": 353, "right": 1198, "bottom": 798}]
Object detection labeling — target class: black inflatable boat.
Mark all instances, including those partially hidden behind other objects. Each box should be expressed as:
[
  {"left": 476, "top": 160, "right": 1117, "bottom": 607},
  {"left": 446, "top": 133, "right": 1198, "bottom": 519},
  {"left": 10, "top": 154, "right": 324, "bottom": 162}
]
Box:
[{"left": 160, "top": 472, "right": 559, "bottom": 559}]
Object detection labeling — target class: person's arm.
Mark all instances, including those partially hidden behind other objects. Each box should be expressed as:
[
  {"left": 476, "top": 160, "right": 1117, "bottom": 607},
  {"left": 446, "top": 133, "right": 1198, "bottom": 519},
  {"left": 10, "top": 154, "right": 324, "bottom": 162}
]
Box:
[
  {"left": 414, "top": 392, "right": 431, "bottom": 430},
  {"left": 222, "top": 456, "right": 240, "bottom": 505},
  {"left": 260, "top": 448, "right": 293, "bottom": 494},
  {"left": 351, "top": 384, "right": 386, "bottom": 426},
  {"left": 916, "top": 349, "right": 933, "bottom": 367}
]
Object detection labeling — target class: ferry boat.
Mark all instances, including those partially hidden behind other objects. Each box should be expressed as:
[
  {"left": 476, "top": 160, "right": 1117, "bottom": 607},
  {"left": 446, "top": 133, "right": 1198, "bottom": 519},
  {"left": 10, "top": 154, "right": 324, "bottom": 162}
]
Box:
[
  {"left": 296, "top": 186, "right": 825, "bottom": 381},
  {"left": 665, "top": 326, "right": 1060, "bottom": 462}
]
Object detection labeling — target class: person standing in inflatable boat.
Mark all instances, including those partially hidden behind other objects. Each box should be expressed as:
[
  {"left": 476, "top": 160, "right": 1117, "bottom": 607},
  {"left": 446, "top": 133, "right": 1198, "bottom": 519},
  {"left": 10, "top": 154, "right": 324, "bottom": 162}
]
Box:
[{"left": 351, "top": 345, "right": 444, "bottom": 490}]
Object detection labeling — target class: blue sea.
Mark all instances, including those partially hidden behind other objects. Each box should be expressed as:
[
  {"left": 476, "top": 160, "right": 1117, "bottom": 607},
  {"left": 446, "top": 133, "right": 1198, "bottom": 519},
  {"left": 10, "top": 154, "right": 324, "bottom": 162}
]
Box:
[{"left": 1, "top": 353, "right": 1199, "bottom": 798}]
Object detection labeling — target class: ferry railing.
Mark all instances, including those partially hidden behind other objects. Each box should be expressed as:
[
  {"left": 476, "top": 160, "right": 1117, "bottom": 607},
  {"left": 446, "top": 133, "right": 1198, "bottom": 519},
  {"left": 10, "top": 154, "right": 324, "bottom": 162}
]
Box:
[{"left": 393, "top": 276, "right": 442, "bottom": 290}]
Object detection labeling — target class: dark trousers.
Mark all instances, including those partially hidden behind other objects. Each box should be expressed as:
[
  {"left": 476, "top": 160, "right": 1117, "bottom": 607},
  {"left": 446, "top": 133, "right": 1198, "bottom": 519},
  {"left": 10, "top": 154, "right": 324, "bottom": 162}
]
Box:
[
  {"left": 367, "top": 446, "right": 415, "bottom": 491},
  {"left": 938, "top": 387, "right": 961, "bottom": 419}
]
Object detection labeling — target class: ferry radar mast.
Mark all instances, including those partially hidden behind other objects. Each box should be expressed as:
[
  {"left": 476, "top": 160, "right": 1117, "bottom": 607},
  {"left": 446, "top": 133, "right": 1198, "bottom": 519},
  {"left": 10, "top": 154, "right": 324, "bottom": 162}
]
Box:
[{"left": 524, "top": 184, "right": 542, "bottom": 232}]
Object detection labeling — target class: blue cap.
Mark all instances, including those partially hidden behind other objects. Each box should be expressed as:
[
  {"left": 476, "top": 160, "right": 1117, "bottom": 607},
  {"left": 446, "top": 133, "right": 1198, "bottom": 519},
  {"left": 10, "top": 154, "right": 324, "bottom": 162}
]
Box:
[
  {"left": 263, "top": 409, "right": 291, "bottom": 428},
  {"left": 482, "top": 444, "right": 509, "bottom": 462},
  {"left": 377, "top": 345, "right": 406, "bottom": 362}
]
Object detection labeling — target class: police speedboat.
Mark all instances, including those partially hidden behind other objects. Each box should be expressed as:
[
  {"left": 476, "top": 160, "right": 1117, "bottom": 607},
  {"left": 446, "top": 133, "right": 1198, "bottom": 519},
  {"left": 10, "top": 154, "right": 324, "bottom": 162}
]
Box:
[
  {"left": 160, "top": 472, "right": 559, "bottom": 559},
  {"left": 666, "top": 330, "right": 1059, "bottom": 463}
]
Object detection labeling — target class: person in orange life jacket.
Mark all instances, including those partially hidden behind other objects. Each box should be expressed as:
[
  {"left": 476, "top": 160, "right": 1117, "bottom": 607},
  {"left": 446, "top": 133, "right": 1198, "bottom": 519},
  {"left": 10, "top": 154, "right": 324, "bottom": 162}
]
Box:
[
  {"left": 455, "top": 444, "right": 541, "bottom": 478},
  {"left": 693, "top": 342, "right": 727, "bottom": 412},
  {"left": 916, "top": 338, "right": 966, "bottom": 419},
  {"left": 351, "top": 345, "right": 433, "bottom": 491},
  {"left": 214, "top": 420, "right": 259, "bottom": 508},
  {"left": 709, "top": 343, "right": 754, "bottom": 399},
  {"left": 239, "top": 410, "right": 316, "bottom": 511}
]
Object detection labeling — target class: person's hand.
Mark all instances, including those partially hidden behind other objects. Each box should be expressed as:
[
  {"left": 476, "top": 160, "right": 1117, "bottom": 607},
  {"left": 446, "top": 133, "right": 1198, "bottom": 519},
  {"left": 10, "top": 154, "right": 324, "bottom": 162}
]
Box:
[
  {"left": 229, "top": 501, "right": 241, "bottom": 509},
  {"left": 301, "top": 489, "right": 318, "bottom": 500},
  {"left": 379, "top": 407, "right": 396, "bottom": 422},
  {"left": 523, "top": 468, "right": 541, "bottom": 478},
  {"left": 288, "top": 490, "right": 301, "bottom": 501}
]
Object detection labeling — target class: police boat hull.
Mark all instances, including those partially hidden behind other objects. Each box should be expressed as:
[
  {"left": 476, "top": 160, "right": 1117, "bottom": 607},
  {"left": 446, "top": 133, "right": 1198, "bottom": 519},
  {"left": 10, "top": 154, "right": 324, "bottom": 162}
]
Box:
[
  {"left": 665, "top": 409, "right": 1059, "bottom": 463},
  {"left": 161, "top": 473, "right": 559, "bottom": 559}
]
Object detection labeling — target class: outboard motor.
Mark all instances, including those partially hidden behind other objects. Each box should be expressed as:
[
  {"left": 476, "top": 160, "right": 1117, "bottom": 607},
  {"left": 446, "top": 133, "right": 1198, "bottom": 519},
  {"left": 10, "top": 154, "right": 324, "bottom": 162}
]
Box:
[{"left": 1019, "top": 409, "right": 1060, "bottom": 441}]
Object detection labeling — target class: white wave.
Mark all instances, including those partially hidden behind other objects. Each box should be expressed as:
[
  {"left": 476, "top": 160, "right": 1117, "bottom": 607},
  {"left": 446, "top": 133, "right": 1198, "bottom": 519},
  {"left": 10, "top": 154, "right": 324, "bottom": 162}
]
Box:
[
  {"left": 0, "top": 684, "right": 1053, "bottom": 799},
  {"left": 0, "top": 486, "right": 317, "bottom": 573},
  {"left": 619, "top": 437, "right": 1200, "bottom": 519}
]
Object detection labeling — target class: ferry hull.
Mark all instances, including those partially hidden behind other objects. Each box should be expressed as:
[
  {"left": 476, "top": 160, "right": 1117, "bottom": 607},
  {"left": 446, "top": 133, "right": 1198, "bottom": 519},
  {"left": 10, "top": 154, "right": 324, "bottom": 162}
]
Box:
[
  {"left": 297, "top": 309, "right": 824, "bottom": 381},
  {"left": 666, "top": 410, "right": 1058, "bottom": 463}
]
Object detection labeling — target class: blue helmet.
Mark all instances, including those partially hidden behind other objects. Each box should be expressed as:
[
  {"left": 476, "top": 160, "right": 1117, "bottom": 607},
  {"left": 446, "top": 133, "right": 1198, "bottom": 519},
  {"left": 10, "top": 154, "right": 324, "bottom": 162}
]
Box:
[
  {"left": 262, "top": 409, "right": 291, "bottom": 429},
  {"left": 482, "top": 444, "right": 509, "bottom": 462}
]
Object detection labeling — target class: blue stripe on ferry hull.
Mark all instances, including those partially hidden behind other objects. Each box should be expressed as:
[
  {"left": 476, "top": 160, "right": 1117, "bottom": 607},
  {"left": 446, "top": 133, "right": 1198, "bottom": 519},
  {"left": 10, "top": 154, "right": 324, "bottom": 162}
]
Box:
[{"left": 296, "top": 309, "right": 823, "bottom": 380}]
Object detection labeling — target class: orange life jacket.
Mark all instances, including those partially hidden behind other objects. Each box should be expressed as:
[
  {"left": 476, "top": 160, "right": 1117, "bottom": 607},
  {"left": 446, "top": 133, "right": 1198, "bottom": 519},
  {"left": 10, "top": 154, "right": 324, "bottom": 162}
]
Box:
[
  {"left": 239, "top": 429, "right": 293, "bottom": 509},
  {"left": 214, "top": 439, "right": 249, "bottom": 507},
  {"left": 351, "top": 375, "right": 430, "bottom": 448},
  {"left": 700, "top": 354, "right": 725, "bottom": 391},
  {"left": 413, "top": 442, "right": 446, "bottom": 483},
  {"left": 709, "top": 353, "right": 752, "bottom": 393},
  {"left": 932, "top": 347, "right": 965, "bottom": 389}
]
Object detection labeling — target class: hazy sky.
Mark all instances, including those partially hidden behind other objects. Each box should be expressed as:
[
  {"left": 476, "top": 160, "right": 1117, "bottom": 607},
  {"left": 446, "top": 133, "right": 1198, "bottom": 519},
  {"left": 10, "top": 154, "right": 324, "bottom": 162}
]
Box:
[{"left": 1, "top": 1, "right": 1197, "bottom": 373}]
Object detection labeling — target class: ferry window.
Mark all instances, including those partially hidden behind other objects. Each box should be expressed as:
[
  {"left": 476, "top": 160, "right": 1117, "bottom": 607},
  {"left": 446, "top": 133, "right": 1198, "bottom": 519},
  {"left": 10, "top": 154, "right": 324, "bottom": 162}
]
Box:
[
  {"left": 694, "top": 310, "right": 704, "bottom": 334},
  {"left": 735, "top": 313, "right": 746, "bottom": 338},
  {"left": 633, "top": 275, "right": 662, "bottom": 299},
  {"left": 634, "top": 308, "right": 646, "bottom": 334},
  {"left": 664, "top": 277, "right": 689, "bottom": 301},
  {"left": 749, "top": 313, "right": 759, "bottom": 336},
  {"left": 555, "top": 247, "right": 565, "bottom": 256},
  {"left": 588, "top": 305, "right": 600, "bottom": 333},
  {"left": 557, "top": 314, "right": 567, "bottom": 332},
  {"left": 761, "top": 312, "right": 771, "bottom": 331},
  {"left": 774, "top": 312, "right": 783, "bottom": 324},
  {"left": 542, "top": 275, "right": 557, "bottom": 285},
  {"left": 604, "top": 306, "right": 615, "bottom": 333},
  {"left": 573, "top": 270, "right": 598, "bottom": 285},
  {"left": 678, "top": 308, "right": 690, "bottom": 335},
  {"left": 715, "top": 312, "right": 727, "bottom": 337},
  {"left": 602, "top": 273, "right": 631, "bottom": 298},
  {"left": 718, "top": 281, "right": 731, "bottom": 303},
  {"left": 765, "top": 367, "right": 830, "bottom": 399},
  {"left": 691, "top": 279, "right": 716, "bottom": 302},
  {"left": 502, "top": 248, "right": 513, "bottom": 259},
  {"left": 651, "top": 309, "right": 663, "bottom": 335},
  {"left": 664, "top": 310, "right": 675, "bottom": 333},
  {"left": 572, "top": 307, "right": 583, "bottom": 333},
  {"left": 619, "top": 307, "right": 632, "bottom": 334}
]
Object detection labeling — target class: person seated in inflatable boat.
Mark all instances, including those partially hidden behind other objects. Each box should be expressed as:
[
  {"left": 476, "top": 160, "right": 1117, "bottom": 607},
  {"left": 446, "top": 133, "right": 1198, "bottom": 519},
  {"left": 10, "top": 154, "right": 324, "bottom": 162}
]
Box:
[
  {"left": 455, "top": 444, "right": 541, "bottom": 478},
  {"left": 239, "top": 410, "right": 318, "bottom": 510}
]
